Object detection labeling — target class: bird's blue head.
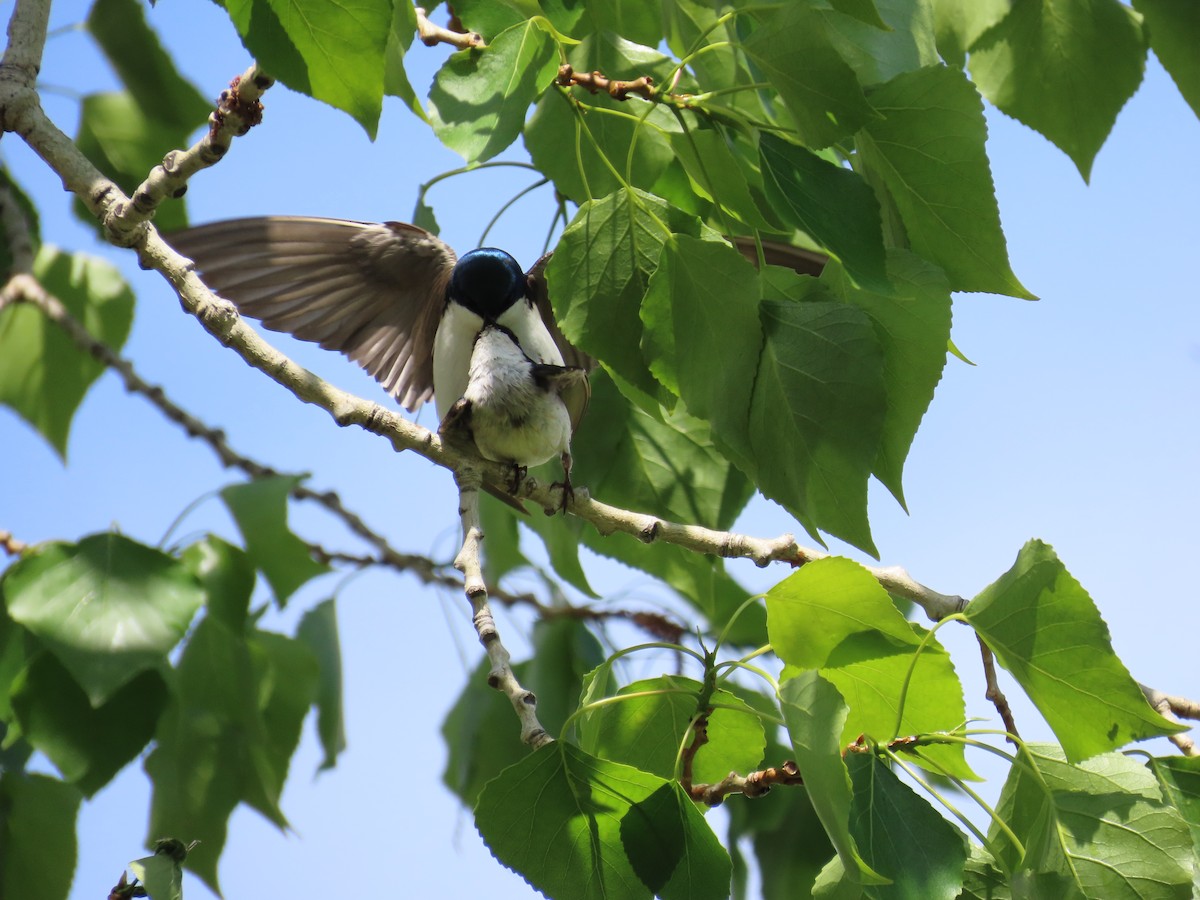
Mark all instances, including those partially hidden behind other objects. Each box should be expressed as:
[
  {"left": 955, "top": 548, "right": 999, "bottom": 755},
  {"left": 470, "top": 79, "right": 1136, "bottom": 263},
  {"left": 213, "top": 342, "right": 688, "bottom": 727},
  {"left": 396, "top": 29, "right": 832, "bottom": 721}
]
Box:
[{"left": 449, "top": 248, "right": 526, "bottom": 320}]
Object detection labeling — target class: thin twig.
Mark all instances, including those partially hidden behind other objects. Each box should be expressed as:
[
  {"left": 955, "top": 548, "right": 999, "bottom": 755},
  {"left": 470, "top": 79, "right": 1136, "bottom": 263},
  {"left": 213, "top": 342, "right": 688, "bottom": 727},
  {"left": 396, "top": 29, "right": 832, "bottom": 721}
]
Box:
[
  {"left": 689, "top": 759, "right": 805, "bottom": 806},
  {"left": 111, "top": 64, "right": 273, "bottom": 236},
  {"left": 978, "top": 636, "right": 1019, "bottom": 744},
  {"left": 1142, "top": 684, "right": 1198, "bottom": 757},
  {"left": 0, "top": 529, "right": 28, "bottom": 556},
  {"left": 556, "top": 64, "right": 657, "bottom": 102}
]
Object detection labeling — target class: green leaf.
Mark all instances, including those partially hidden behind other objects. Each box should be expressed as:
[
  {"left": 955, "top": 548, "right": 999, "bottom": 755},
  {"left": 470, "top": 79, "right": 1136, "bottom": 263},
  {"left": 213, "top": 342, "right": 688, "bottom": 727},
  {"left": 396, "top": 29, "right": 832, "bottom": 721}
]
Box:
[
  {"left": 821, "top": 251, "right": 952, "bottom": 507},
  {"left": 224, "top": 0, "right": 392, "bottom": 137},
  {"left": 857, "top": 66, "right": 1033, "bottom": 299},
  {"left": 128, "top": 852, "right": 184, "bottom": 900},
  {"left": 779, "top": 671, "right": 887, "bottom": 886},
  {"left": 219, "top": 475, "right": 330, "bottom": 606},
  {"left": 11, "top": 653, "right": 167, "bottom": 797},
  {"left": 0, "top": 246, "right": 134, "bottom": 458},
  {"left": 524, "top": 617, "right": 605, "bottom": 736},
  {"left": 928, "top": 0, "right": 1011, "bottom": 67},
  {"left": 969, "top": 0, "right": 1146, "bottom": 181},
  {"left": 1147, "top": 756, "right": 1200, "bottom": 880},
  {"left": 966, "top": 540, "right": 1183, "bottom": 760},
  {"left": 475, "top": 743, "right": 730, "bottom": 900},
  {"left": 584, "top": 0, "right": 663, "bottom": 47},
  {"left": 579, "top": 529, "right": 766, "bottom": 645},
  {"left": 958, "top": 844, "right": 1011, "bottom": 900},
  {"left": 442, "top": 655, "right": 533, "bottom": 808},
  {"left": 768, "top": 558, "right": 974, "bottom": 780},
  {"left": 0, "top": 169, "right": 39, "bottom": 281},
  {"left": 546, "top": 189, "right": 719, "bottom": 403},
  {"left": 525, "top": 35, "right": 682, "bottom": 203},
  {"left": 4, "top": 533, "right": 203, "bottom": 706},
  {"left": 829, "top": 0, "right": 888, "bottom": 28},
  {"left": 0, "top": 772, "right": 81, "bottom": 900},
  {"left": 572, "top": 370, "right": 754, "bottom": 530},
  {"left": 428, "top": 20, "right": 559, "bottom": 163},
  {"left": 145, "top": 617, "right": 315, "bottom": 894},
  {"left": 990, "top": 744, "right": 1193, "bottom": 897},
  {"left": 820, "top": 0, "right": 941, "bottom": 85},
  {"left": 750, "top": 280, "right": 886, "bottom": 553},
  {"left": 450, "top": 0, "right": 534, "bottom": 38},
  {"left": 296, "top": 599, "right": 346, "bottom": 771},
  {"left": 845, "top": 752, "right": 968, "bottom": 899},
  {"left": 479, "top": 492, "right": 528, "bottom": 583},
  {"left": 383, "top": 0, "right": 424, "bottom": 119},
  {"left": 180, "top": 534, "right": 254, "bottom": 631},
  {"left": 580, "top": 675, "right": 766, "bottom": 784},
  {"left": 520, "top": 511, "right": 597, "bottom": 597},
  {"left": 74, "top": 92, "right": 190, "bottom": 233},
  {"left": 86, "top": 0, "right": 210, "bottom": 133},
  {"left": 741, "top": 5, "right": 878, "bottom": 148},
  {"left": 1132, "top": 0, "right": 1200, "bottom": 119},
  {"left": 758, "top": 134, "right": 888, "bottom": 292},
  {"left": 668, "top": 126, "right": 778, "bottom": 230},
  {"left": 0, "top": 597, "right": 35, "bottom": 724},
  {"left": 726, "top": 784, "right": 834, "bottom": 900}
]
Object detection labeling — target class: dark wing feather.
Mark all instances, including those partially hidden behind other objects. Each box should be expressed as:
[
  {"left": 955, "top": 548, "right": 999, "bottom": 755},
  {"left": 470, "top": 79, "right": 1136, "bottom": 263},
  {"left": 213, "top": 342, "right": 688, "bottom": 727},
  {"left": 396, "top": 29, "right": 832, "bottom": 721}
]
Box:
[
  {"left": 730, "top": 235, "right": 828, "bottom": 277},
  {"left": 525, "top": 252, "right": 592, "bottom": 432},
  {"left": 168, "top": 216, "right": 456, "bottom": 412}
]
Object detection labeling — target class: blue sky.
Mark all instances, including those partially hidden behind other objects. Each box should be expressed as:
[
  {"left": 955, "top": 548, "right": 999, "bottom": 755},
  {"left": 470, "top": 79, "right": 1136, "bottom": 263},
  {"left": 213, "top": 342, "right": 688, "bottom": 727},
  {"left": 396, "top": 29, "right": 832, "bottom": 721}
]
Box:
[{"left": 3, "top": 2, "right": 1198, "bottom": 897}]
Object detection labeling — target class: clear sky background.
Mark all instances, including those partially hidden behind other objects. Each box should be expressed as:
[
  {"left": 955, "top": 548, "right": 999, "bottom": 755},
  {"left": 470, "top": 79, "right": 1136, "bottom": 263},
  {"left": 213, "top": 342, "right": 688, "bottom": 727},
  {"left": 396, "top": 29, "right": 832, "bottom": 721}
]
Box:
[{"left": 3, "top": 1, "right": 1198, "bottom": 897}]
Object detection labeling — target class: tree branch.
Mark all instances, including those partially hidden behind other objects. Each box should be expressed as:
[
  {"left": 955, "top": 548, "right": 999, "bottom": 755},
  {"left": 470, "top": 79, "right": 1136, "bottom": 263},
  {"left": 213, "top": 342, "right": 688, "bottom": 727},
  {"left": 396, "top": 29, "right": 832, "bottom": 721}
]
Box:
[
  {"left": 0, "top": 529, "right": 28, "bottom": 556},
  {"left": 1143, "top": 684, "right": 1198, "bottom": 757},
  {"left": 415, "top": 7, "right": 484, "bottom": 50},
  {"left": 112, "top": 64, "right": 273, "bottom": 235},
  {"left": 978, "top": 636, "right": 1020, "bottom": 744},
  {"left": 453, "top": 468, "right": 551, "bottom": 749},
  {"left": 555, "top": 64, "right": 657, "bottom": 102}
]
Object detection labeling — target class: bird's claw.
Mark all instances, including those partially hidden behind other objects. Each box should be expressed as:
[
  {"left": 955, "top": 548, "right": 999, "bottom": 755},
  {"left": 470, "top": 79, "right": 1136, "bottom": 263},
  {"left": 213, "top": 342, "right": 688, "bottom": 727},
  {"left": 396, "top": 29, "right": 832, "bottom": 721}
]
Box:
[{"left": 507, "top": 463, "right": 528, "bottom": 496}]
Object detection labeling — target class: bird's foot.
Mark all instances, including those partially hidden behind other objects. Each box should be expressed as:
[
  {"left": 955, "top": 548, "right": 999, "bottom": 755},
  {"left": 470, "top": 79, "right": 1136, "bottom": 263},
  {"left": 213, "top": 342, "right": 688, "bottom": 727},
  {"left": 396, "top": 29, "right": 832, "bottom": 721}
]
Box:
[
  {"left": 507, "top": 463, "right": 528, "bottom": 496},
  {"left": 550, "top": 451, "right": 575, "bottom": 514}
]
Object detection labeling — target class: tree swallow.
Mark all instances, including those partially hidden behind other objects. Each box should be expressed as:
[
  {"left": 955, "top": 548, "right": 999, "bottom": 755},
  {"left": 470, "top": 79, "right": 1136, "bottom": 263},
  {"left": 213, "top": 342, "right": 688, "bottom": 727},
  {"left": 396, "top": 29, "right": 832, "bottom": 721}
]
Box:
[
  {"left": 168, "top": 217, "right": 591, "bottom": 502},
  {"left": 439, "top": 323, "right": 587, "bottom": 503}
]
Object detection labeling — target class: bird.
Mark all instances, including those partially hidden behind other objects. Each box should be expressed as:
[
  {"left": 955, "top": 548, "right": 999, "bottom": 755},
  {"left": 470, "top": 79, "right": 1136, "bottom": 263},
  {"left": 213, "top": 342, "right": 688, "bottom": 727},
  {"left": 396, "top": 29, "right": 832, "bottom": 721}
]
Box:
[
  {"left": 167, "top": 216, "right": 591, "bottom": 506},
  {"left": 439, "top": 323, "right": 587, "bottom": 503}
]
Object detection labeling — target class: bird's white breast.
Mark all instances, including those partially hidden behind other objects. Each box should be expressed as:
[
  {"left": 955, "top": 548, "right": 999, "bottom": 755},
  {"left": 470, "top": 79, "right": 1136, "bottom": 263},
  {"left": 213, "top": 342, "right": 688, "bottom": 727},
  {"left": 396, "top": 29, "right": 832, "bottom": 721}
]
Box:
[{"left": 432, "top": 298, "right": 564, "bottom": 420}]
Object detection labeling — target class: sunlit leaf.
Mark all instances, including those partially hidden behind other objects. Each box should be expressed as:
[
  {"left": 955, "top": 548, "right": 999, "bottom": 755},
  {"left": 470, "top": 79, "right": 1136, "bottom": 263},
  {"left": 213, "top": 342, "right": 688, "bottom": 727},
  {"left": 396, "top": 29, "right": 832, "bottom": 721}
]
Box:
[
  {"left": 969, "top": 0, "right": 1146, "bottom": 181},
  {"left": 1132, "top": 0, "right": 1200, "bottom": 119},
  {"left": 967, "top": 540, "right": 1183, "bottom": 760}
]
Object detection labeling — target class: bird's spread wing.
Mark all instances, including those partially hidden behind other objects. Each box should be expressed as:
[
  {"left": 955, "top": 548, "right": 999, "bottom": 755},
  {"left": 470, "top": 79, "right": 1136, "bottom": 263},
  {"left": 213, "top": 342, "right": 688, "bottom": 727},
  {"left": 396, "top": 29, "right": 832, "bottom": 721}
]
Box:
[{"left": 168, "top": 216, "right": 457, "bottom": 412}]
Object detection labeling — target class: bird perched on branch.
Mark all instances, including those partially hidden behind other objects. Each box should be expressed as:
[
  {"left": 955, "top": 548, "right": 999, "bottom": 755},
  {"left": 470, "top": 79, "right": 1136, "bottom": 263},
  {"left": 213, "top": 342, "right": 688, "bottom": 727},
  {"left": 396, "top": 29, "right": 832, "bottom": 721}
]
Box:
[{"left": 168, "top": 216, "right": 591, "bottom": 508}]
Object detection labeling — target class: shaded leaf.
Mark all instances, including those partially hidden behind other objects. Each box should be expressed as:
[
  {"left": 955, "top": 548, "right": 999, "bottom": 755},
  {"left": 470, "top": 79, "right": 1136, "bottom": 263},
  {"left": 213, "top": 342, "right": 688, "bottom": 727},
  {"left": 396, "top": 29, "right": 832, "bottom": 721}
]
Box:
[
  {"left": 11, "top": 653, "right": 167, "bottom": 797},
  {"left": 1132, "top": 0, "right": 1200, "bottom": 119},
  {"left": 759, "top": 133, "right": 888, "bottom": 292},
  {"left": 0, "top": 246, "right": 133, "bottom": 457},
  {"left": 820, "top": 0, "right": 941, "bottom": 85},
  {"left": 219, "top": 475, "right": 330, "bottom": 606},
  {"left": 0, "top": 772, "right": 81, "bottom": 900},
  {"left": 4, "top": 533, "right": 202, "bottom": 706},
  {"left": 86, "top": 0, "right": 210, "bottom": 132},
  {"left": 845, "top": 752, "right": 968, "bottom": 898},
  {"left": 180, "top": 534, "right": 254, "bottom": 632},
  {"left": 928, "top": 0, "right": 1011, "bottom": 67},
  {"left": 966, "top": 540, "right": 1182, "bottom": 760},
  {"left": 475, "top": 743, "right": 730, "bottom": 900},
  {"left": 296, "top": 598, "right": 346, "bottom": 770},
  {"left": 779, "top": 671, "right": 887, "bottom": 886}
]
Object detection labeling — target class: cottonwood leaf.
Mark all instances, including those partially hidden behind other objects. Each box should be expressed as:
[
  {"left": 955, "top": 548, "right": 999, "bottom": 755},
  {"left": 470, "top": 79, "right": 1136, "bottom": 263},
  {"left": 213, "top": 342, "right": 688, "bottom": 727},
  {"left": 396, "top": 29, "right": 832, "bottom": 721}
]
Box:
[
  {"left": 429, "top": 20, "right": 559, "bottom": 163},
  {"left": 476, "top": 743, "right": 730, "bottom": 899},
  {"left": 857, "top": 66, "right": 1033, "bottom": 299},
  {"left": 779, "top": 671, "right": 888, "bottom": 887},
  {"left": 967, "top": 540, "right": 1183, "bottom": 760},
  {"left": 741, "top": 5, "right": 878, "bottom": 148},
  {"left": 223, "top": 0, "right": 391, "bottom": 137},
  {"left": 0, "top": 772, "right": 80, "bottom": 900},
  {"left": 0, "top": 246, "right": 133, "bottom": 457},
  {"left": 1132, "top": 0, "right": 1200, "bottom": 119},
  {"left": 219, "top": 475, "right": 330, "bottom": 606},
  {"left": 4, "top": 533, "right": 202, "bottom": 706},
  {"left": 990, "top": 744, "right": 1193, "bottom": 898},
  {"left": 969, "top": 0, "right": 1146, "bottom": 181},
  {"left": 846, "top": 753, "right": 968, "bottom": 899},
  {"left": 296, "top": 599, "right": 346, "bottom": 771}
]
